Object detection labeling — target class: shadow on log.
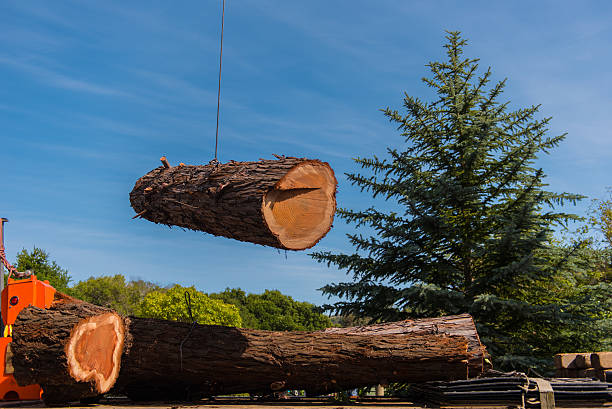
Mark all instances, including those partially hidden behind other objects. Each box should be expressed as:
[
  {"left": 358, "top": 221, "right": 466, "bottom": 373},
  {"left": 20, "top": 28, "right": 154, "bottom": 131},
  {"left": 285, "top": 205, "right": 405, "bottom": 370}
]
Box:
[
  {"left": 115, "top": 317, "right": 473, "bottom": 400},
  {"left": 9, "top": 296, "right": 488, "bottom": 404},
  {"left": 130, "top": 157, "right": 337, "bottom": 250}
]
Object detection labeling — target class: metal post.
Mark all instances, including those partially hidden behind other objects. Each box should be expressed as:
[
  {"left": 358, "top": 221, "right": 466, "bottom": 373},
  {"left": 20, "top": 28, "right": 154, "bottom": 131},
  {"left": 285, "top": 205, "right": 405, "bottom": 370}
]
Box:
[{"left": 0, "top": 217, "right": 7, "bottom": 332}]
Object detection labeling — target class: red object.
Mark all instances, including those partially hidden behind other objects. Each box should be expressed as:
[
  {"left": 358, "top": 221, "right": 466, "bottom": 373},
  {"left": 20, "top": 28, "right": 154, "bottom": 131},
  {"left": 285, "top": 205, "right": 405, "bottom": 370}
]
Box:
[{"left": 0, "top": 275, "right": 56, "bottom": 401}]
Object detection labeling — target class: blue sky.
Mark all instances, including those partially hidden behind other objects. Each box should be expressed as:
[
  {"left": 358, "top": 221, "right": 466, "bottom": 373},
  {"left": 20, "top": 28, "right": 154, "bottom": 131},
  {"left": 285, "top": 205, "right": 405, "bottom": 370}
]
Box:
[{"left": 1, "top": 1, "right": 611, "bottom": 305}]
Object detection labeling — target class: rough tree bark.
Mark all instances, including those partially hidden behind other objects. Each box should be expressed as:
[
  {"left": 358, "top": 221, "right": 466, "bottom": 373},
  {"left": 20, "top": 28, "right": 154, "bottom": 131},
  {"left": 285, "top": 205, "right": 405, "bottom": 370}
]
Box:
[
  {"left": 130, "top": 157, "right": 337, "bottom": 250},
  {"left": 114, "top": 317, "right": 480, "bottom": 400},
  {"left": 10, "top": 294, "right": 124, "bottom": 404},
  {"left": 323, "top": 314, "right": 490, "bottom": 377},
  {"left": 9, "top": 297, "right": 486, "bottom": 404}
]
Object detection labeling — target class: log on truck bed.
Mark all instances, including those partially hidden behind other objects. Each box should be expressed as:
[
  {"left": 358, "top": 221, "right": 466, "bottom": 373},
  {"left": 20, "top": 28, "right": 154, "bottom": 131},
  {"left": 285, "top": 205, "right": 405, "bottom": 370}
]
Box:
[
  {"left": 115, "top": 317, "right": 477, "bottom": 400},
  {"left": 9, "top": 296, "right": 487, "bottom": 403}
]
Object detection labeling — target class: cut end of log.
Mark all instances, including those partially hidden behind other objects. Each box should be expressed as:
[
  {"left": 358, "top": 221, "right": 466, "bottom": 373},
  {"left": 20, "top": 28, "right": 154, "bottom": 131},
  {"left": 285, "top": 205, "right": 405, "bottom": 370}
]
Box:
[
  {"left": 65, "top": 312, "right": 125, "bottom": 394},
  {"left": 262, "top": 160, "right": 337, "bottom": 250}
]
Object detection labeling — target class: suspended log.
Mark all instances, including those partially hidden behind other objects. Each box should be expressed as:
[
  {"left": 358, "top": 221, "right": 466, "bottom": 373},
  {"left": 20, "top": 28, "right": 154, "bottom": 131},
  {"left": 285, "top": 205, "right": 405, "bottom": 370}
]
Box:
[
  {"left": 10, "top": 294, "right": 124, "bottom": 404},
  {"left": 130, "top": 157, "right": 337, "bottom": 250},
  {"left": 115, "top": 317, "right": 475, "bottom": 400},
  {"left": 322, "top": 314, "right": 490, "bottom": 377}
]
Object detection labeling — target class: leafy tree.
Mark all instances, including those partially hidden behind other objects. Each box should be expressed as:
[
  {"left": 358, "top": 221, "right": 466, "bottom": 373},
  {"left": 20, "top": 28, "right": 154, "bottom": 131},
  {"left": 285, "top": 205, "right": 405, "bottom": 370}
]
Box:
[
  {"left": 208, "top": 288, "right": 260, "bottom": 328},
  {"left": 589, "top": 187, "right": 612, "bottom": 282},
  {"left": 589, "top": 188, "right": 612, "bottom": 251},
  {"left": 15, "top": 247, "right": 71, "bottom": 291},
  {"left": 497, "top": 241, "right": 612, "bottom": 368},
  {"left": 210, "top": 288, "right": 332, "bottom": 331},
  {"left": 69, "top": 275, "right": 159, "bottom": 316},
  {"left": 142, "top": 284, "right": 242, "bottom": 327},
  {"left": 329, "top": 314, "right": 371, "bottom": 328},
  {"left": 313, "top": 32, "right": 605, "bottom": 371}
]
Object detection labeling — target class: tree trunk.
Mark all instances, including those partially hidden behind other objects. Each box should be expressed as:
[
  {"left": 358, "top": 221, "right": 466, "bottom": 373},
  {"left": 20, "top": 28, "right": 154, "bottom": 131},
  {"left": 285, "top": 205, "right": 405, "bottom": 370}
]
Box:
[
  {"left": 130, "top": 157, "right": 337, "bottom": 250},
  {"left": 10, "top": 296, "right": 486, "bottom": 404},
  {"left": 322, "top": 314, "right": 490, "bottom": 377},
  {"left": 10, "top": 294, "right": 125, "bottom": 405},
  {"left": 115, "top": 317, "right": 477, "bottom": 400}
]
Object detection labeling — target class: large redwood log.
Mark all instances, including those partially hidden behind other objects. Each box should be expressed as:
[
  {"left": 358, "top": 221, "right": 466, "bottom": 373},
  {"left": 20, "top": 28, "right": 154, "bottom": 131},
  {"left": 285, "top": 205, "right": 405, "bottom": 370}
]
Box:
[
  {"left": 130, "top": 157, "right": 337, "bottom": 250},
  {"left": 323, "top": 314, "right": 490, "bottom": 377},
  {"left": 10, "top": 295, "right": 125, "bottom": 404},
  {"left": 114, "top": 317, "right": 477, "bottom": 400},
  {"left": 10, "top": 296, "right": 486, "bottom": 403}
]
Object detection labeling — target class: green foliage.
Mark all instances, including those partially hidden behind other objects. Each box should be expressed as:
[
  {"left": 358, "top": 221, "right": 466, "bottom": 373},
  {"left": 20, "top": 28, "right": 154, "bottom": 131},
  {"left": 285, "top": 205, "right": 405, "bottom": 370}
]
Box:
[
  {"left": 15, "top": 247, "right": 71, "bottom": 291},
  {"left": 69, "top": 275, "right": 159, "bottom": 316},
  {"left": 210, "top": 288, "right": 332, "bottom": 331},
  {"left": 312, "top": 32, "right": 609, "bottom": 372},
  {"left": 487, "top": 241, "right": 612, "bottom": 368},
  {"left": 142, "top": 284, "right": 242, "bottom": 327},
  {"left": 329, "top": 314, "right": 371, "bottom": 328},
  {"left": 208, "top": 288, "right": 260, "bottom": 328},
  {"left": 589, "top": 188, "right": 612, "bottom": 249},
  {"left": 6, "top": 246, "right": 329, "bottom": 331}
]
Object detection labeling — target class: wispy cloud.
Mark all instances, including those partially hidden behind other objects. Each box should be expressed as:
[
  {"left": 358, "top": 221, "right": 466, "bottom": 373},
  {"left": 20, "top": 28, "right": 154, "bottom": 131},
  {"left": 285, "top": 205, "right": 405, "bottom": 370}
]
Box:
[
  {"left": 72, "top": 113, "right": 158, "bottom": 139},
  {"left": 19, "top": 139, "right": 154, "bottom": 165},
  {"left": 223, "top": 87, "right": 395, "bottom": 159},
  {"left": 5, "top": 1, "right": 81, "bottom": 30},
  {"left": 0, "top": 25, "right": 67, "bottom": 52},
  {"left": 89, "top": 1, "right": 218, "bottom": 52},
  {"left": 128, "top": 69, "right": 218, "bottom": 107},
  {"left": 0, "top": 55, "right": 131, "bottom": 97},
  {"left": 242, "top": 1, "right": 411, "bottom": 73}
]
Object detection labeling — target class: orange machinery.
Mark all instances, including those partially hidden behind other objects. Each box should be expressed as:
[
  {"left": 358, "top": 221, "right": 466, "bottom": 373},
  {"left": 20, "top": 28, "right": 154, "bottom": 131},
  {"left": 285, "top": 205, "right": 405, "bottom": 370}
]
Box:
[
  {"left": 0, "top": 275, "right": 56, "bottom": 400},
  {"left": 0, "top": 217, "right": 56, "bottom": 401}
]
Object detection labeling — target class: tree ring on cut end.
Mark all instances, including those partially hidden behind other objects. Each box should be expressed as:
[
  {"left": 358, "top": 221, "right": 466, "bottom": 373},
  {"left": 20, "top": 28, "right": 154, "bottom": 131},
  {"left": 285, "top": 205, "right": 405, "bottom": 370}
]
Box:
[
  {"left": 262, "top": 161, "right": 337, "bottom": 250},
  {"left": 65, "top": 313, "right": 125, "bottom": 394}
]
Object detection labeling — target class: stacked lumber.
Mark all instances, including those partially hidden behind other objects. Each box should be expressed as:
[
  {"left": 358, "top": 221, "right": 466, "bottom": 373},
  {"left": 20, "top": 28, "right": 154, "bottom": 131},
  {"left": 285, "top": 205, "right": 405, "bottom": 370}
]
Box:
[
  {"left": 411, "top": 375, "right": 612, "bottom": 406},
  {"left": 7, "top": 294, "right": 488, "bottom": 404},
  {"left": 554, "top": 352, "right": 612, "bottom": 382}
]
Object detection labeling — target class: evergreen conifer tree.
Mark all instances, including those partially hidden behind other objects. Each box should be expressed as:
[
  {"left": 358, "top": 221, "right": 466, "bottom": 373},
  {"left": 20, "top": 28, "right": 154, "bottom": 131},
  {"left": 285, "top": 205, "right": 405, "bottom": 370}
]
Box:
[{"left": 313, "top": 32, "right": 599, "bottom": 370}]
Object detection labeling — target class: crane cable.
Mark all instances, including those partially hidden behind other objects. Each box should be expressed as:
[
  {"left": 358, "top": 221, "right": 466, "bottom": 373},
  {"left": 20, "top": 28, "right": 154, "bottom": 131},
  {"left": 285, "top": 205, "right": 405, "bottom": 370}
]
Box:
[{"left": 214, "top": 0, "right": 226, "bottom": 162}]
